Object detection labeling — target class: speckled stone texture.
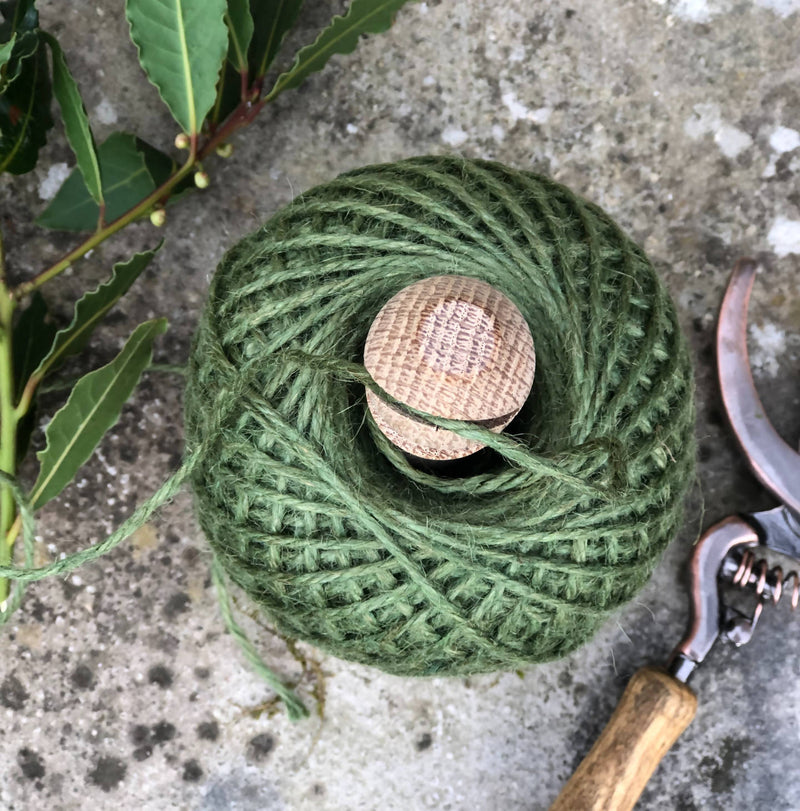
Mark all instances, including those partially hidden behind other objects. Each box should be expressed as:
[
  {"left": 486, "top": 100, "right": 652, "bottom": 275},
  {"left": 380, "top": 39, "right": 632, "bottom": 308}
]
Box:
[{"left": 1, "top": 0, "right": 799, "bottom": 809}]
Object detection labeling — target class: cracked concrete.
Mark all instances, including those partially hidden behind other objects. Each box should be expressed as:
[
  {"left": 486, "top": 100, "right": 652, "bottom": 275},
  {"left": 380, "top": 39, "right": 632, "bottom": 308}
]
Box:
[{"left": 1, "top": 0, "right": 799, "bottom": 809}]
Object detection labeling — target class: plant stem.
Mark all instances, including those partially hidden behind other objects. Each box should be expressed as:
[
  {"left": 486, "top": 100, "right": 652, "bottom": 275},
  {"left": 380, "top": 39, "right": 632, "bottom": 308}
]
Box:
[
  {"left": 198, "top": 97, "right": 264, "bottom": 161},
  {"left": 0, "top": 227, "right": 6, "bottom": 285},
  {"left": 14, "top": 371, "right": 38, "bottom": 421},
  {"left": 0, "top": 274, "right": 18, "bottom": 604},
  {"left": 14, "top": 91, "right": 265, "bottom": 303},
  {"left": 14, "top": 151, "right": 197, "bottom": 300}
]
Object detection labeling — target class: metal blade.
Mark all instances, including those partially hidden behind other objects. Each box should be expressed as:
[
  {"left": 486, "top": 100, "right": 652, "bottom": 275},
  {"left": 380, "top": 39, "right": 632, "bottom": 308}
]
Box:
[
  {"left": 750, "top": 506, "right": 800, "bottom": 560},
  {"left": 717, "top": 259, "right": 800, "bottom": 520}
]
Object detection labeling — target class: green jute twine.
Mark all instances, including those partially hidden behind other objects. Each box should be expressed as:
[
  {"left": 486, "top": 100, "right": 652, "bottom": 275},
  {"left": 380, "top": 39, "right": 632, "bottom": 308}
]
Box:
[
  {"left": 0, "top": 363, "right": 311, "bottom": 718},
  {"left": 0, "top": 156, "right": 696, "bottom": 720},
  {"left": 182, "top": 155, "right": 697, "bottom": 714}
]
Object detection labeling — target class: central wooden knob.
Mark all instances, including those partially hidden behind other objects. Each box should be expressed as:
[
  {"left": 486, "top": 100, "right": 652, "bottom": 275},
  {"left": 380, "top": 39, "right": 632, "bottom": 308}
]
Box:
[{"left": 363, "top": 275, "right": 536, "bottom": 460}]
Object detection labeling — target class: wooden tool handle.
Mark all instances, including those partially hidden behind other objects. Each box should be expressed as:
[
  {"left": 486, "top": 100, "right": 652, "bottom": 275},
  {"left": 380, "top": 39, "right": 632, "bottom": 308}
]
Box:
[{"left": 550, "top": 667, "right": 697, "bottom": 811}]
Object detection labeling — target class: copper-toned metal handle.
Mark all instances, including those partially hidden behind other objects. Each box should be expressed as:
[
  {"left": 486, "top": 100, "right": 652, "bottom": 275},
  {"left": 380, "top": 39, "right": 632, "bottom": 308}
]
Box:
[
  {"left": 667, "top": 516, "right": 759, "bottom": 680},
  {"left": 718, "top": 259, "right": 800, "bottom": 518}
]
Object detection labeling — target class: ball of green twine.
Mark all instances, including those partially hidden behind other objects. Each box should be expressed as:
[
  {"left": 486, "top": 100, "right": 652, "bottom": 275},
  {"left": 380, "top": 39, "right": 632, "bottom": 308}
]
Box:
[{"left": 184, "top": 156, "right": 695, "bottom": 679}]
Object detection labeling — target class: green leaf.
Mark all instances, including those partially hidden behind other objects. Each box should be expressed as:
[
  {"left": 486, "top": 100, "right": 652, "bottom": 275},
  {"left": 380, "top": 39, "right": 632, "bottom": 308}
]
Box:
[
  {"left": 0, "top": 30, "right": 36, "bottom": 92},
  {"left": 0, "top": 32, "right": 53, "bottom": 175},
  {"left": 12, "top": 291, "right": 57, "bottom": 463},
  {"left": 36, "top": 132, "right": 150, "bottom": 230},
  {"left": 30, "top": 318, "right": 168, "bottom": 510},
  {"left": 13, "top": 290, "right": 55, "bottom": 398},
  {"left": 42, "top": 34, "right": 102, "bottom": 206},
  {"left": 0, "top": 0, "right": 37, "bottom": 39},
  {"left": 226, "top": 0, "right": 253, "bottom": 72},
  {"left": 0, "top": 31, "right": 15, "bottom": 69},
  {"left": 131, "top": 134, "right": 194, "bottom": 205},
  {"left": 146, "top": 147, "right": 196, "bottom": 208},
  {"left": 32, "top": 245, "right": 162, "bottom": 381},
  {"left": 209, "top": 59, "right": 241, "bottom": 126},
  {"left": 0, "top": 0, "right": 38, "bottom": 92},
  {"left": 248, "top": 0, "right": 303, "bottom": 80},
  {"left": 125, "top": 0, "right": 228, "bottom": 134},
  {"left": 265, "top": 0, "right": 411, "bottom": 100},
  {"left": 36, "top": 132, "right": 187, "bottom": 231}
]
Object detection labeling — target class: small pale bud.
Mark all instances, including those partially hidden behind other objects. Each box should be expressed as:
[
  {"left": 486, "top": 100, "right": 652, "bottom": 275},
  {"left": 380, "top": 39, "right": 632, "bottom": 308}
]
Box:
[
  {"left": 174, "top": 133, "right": 190, "bottom": 150},
  {"left": 149, "top": 209, "right": 166, "bottom": 227},
  {"left": 215, "top": 142, "right": 234, "bottom": 158},
  {"left": 194, "top": 170, "right": 210, "bottom": 189}
]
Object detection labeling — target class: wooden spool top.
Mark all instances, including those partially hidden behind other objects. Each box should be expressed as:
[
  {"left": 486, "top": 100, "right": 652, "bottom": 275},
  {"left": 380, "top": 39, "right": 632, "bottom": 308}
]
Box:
[{"left": 363, "top": 275, "right": 536, "bottom": 460}]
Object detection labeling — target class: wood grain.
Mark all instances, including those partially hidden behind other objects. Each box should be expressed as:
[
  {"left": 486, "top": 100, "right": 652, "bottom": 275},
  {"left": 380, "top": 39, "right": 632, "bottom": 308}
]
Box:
[
  {"left": 364, "top": 275, "right": 535, "bottom": 460},
  {"left": 549, "top": 667, "right": 697, "bottom": 811}
]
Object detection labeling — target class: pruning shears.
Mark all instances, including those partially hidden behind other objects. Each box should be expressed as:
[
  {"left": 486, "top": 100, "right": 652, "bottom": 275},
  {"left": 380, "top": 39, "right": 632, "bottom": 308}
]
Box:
[{"left": 551, "top": 259, "right": 800, "bottom": 811}]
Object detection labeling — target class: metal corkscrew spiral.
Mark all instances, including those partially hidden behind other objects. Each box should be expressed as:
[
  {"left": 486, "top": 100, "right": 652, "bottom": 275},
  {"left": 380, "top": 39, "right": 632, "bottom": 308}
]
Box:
[{"left": 721, "top": 549, "right": 800, "bottom": 610}]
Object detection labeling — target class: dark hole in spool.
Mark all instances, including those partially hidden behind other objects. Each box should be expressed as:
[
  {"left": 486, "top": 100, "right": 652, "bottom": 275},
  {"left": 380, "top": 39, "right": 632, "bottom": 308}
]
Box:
[
  {"left": 346, "top": 371, "right": 544, "bottom": 483},
  {"left": 399, "top": 407, "right": 522, "bottom": 476},
  {"left": 404, "top": 445, "right": 500, "bottom": 478}
]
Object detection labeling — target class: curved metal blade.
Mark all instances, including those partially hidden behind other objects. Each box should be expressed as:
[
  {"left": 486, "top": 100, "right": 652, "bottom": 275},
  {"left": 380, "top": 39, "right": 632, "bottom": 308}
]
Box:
[
  {"left": 718, "top": 258, "right": 800, "bottom": 520},
  {"left": 750, "top": 506, "right": 800, "bottom": 560}
]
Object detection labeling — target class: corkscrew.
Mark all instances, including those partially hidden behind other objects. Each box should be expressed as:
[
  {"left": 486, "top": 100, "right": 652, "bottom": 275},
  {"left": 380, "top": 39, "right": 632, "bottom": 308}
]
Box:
[{"left": 551, "top": 258, "right": 800, "bottom": 811}]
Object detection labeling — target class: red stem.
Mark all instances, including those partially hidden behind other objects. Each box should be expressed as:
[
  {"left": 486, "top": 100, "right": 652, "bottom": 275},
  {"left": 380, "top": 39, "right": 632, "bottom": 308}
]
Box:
[{"left": 198, "top": 97, "right": 265, "bottom": 161}]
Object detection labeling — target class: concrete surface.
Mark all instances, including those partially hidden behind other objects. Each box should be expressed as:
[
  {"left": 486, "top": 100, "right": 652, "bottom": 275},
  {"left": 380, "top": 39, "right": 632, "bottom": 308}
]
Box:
[{"left": 1, "top": 0, "right": 800, "bottom": 809}]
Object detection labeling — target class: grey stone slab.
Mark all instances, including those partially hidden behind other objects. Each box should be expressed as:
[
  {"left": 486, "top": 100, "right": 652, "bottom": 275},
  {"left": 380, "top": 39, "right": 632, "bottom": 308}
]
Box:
[{"left": 1, "top": 0, "right": 799, "bottom": 809}]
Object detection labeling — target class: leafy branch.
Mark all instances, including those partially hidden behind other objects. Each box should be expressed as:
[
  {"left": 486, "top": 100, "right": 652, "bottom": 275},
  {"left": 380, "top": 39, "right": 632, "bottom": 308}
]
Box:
[{"left": 0, "top": 0, "right": 414, "bottom": 611}]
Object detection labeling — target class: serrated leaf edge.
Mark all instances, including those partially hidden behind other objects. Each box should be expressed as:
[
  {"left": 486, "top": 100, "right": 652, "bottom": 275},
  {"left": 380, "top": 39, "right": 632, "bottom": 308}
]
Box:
[
  {"left": 125, "top": 0, "right": 227, "bottom": 135},
  {"left": 32, "top": 244, "right": 162, "bottom": 380},
  {"left": 0, "top": 32, "right": 16, "bottom": 70},
  {"left": 266, "top": 0, "right": 409, "bottom": 100}
]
